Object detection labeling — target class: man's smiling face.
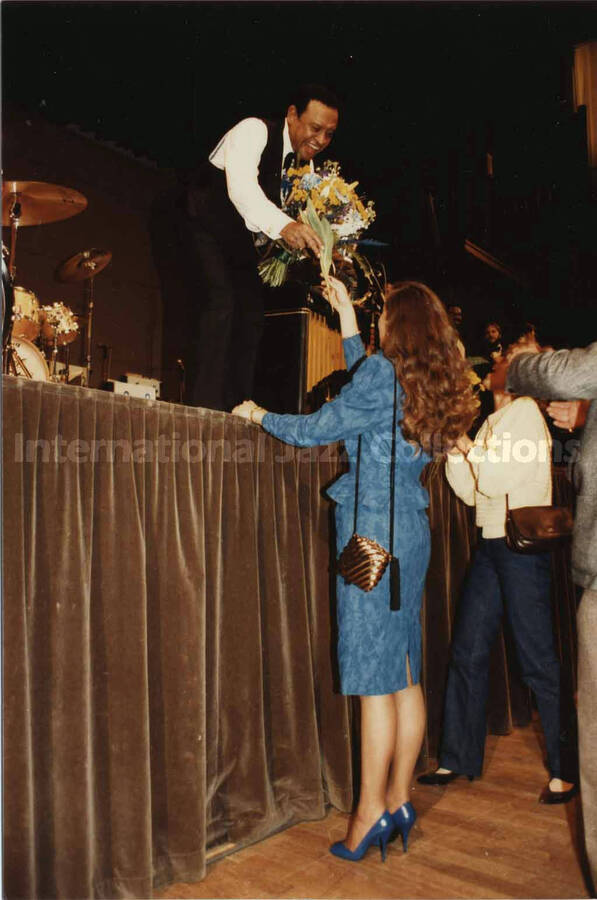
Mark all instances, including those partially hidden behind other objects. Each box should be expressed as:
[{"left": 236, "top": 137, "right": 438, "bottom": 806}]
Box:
[{"left": 287, "top": 99, "right": 338, "bottom": 162}]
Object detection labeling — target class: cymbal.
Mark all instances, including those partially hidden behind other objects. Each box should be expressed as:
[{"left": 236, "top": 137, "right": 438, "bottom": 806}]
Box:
[
  {"left": 55, "top": 248, "right": 112, "bottom": 283},
  {"left": 2, "top": 180, "right": 87, "bottom": 226}
]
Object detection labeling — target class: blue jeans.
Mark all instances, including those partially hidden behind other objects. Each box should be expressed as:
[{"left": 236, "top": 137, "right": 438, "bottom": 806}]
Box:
[{"left": 439, "top": 537, "right": 562, "bottom": 778}]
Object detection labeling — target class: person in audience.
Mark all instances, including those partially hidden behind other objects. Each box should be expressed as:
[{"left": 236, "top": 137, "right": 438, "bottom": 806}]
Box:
[
  {"left": 483, "top": 321, "right": 503, "bottom": 360},
  {"left": 418, "top": 343, "right": 577, "bottom": 803},
  {"left": 475, "top": 321, "right": 504, "bottom": 421},
  {"left": 233, "top": 276, "right": 478, "bottom": 862},
  {"left": 447, "top": 304, "right": 463, "bottom": 331},
  {"left": 495, "top": 341, "right": 597, "bottom": 887},
  {"left": 447, "top": 304, "right": 466, "bottom": 357}
]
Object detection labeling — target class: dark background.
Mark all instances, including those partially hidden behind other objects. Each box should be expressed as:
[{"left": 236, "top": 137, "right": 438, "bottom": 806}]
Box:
[{"left": 3, "top": 1, "right": 597, "bottom": 356}]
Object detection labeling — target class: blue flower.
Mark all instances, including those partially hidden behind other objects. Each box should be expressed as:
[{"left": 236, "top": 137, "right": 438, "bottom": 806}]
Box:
[{"left": 300, "top": 174, "right": 322, "bottom": 190}]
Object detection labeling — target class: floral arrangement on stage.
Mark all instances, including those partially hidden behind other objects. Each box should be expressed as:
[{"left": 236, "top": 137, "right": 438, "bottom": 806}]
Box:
[{"left": 258, "top": 160, "right": 377, "bottom": 292}]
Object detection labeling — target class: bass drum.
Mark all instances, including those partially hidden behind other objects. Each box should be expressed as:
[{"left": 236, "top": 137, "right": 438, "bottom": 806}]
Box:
[{"left": 9, "top": 336, "right": 50, "bottom": 381}]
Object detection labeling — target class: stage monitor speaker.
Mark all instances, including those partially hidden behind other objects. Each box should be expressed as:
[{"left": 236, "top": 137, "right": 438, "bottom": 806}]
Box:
[{"left": 253, "top": 307, "right": 344, "bottom": 414}]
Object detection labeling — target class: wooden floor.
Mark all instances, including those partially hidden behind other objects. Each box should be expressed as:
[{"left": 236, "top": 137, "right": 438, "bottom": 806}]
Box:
[{"left": 157, "top": 722, "right": 590, "bottom": 899}]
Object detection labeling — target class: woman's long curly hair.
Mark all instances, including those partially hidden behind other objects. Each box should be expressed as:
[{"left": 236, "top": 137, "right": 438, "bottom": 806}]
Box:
[{"left": 381, "top": 281, "right": 479, "bottom": 454}]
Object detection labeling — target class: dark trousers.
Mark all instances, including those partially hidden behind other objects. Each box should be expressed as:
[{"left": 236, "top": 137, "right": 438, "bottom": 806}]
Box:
[
  {"left": 187, "top": 226, "right": 264, "bottom": 412},
  {"left": 439, "top": 536, "right": 564, "bottom": 779}
]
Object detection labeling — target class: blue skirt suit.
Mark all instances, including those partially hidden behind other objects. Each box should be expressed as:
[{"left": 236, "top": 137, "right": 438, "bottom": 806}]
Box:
[{"left": 262, "top": 335, "right": 431, "bottom": 696}]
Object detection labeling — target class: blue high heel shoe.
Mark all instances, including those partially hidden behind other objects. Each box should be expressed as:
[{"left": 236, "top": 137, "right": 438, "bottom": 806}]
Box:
[
  {"left": 390, "top": 801, "right": 417, "bottom": 852},
  {"left": 330, "top": 810, "right": 394, "bottom": 862}
]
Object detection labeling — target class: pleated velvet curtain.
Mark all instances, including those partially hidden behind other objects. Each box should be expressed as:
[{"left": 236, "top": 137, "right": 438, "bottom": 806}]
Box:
[{"left": 2, "top": 377, "right": 577, "bottom": 899}]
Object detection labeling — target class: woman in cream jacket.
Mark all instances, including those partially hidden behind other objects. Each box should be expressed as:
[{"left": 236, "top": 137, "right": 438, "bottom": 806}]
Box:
[{"left": 418, "top": 380, "right": 577, "bottom": 803}]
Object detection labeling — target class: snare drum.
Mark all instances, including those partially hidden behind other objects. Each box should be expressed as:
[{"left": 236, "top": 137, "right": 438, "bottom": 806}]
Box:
[
  {"left": 12, "top": 286, "right": 41, "bottom": 341},
  {"left": 9, "top": 336, "right": 50, "bottom": 381}
]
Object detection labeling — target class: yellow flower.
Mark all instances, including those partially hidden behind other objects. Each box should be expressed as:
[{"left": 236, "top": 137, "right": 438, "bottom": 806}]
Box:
[
  {"left": 287, "top": 165, "right": 310, "bottom": 177},
  {"left": 287, "top": 186, "right": 308, "bottom": 204},
  {"left": 328, "top": 186, "right": 341, "bottom": 205}
]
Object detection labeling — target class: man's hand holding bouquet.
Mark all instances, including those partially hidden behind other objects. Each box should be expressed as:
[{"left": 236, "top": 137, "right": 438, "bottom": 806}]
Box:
[{"left": 258, "top": 161, "right": 376, "bottom": 295}]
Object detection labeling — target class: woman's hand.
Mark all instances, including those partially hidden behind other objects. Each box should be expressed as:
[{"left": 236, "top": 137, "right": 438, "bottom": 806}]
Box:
[
  {"left": 321, "top": 275, "right": 359, "bottom": 339},
  {"left": 448, "top": 434, "right": 474, "bottom": 455},
  {"left": 321, "top": 275, "right": 353, "bottom": 314},
  {"left": 231, "top": 400, "right": 256, "bottom": 420},
  {"left": 231, "top": 400, "right": 267, "bottom": 424}
]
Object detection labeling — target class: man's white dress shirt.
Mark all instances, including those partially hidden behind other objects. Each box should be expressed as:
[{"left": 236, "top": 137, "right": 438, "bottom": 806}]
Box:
[{"left": 209, "top": 118, "right": 310, "bottom": 240}]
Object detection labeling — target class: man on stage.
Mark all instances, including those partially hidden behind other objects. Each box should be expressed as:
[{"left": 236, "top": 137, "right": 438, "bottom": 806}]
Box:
[{"left": 185, "top": 84, "right": 340, "bottom": 411}]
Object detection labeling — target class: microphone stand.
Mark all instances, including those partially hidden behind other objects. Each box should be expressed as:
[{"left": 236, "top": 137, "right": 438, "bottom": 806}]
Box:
[
  {"left": 80, "top": 273, "right": 96, "bottom": 387},
  {"left": 177, "top": 358, "right": 185, "bottom": 404}
]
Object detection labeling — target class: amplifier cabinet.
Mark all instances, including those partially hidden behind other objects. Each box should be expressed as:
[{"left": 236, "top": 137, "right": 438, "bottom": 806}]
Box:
[{"left": 253, "top": 307, "right": 344, "bottom": 414}]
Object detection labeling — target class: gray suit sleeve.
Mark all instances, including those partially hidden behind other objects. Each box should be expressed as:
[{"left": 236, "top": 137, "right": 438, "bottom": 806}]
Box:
[{"left": 507, "top": 343, "right": 597, "bottom": 400}]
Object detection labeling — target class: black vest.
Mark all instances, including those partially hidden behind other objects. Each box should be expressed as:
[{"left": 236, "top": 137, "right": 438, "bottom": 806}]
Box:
[{"left": 186, "top": 118, "right": 285, "bottom": 245}]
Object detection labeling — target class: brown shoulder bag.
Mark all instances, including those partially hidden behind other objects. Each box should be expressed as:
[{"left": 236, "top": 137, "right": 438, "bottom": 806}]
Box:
[{"left": 505, "top": 493, "right": 573, "bottom": 554}]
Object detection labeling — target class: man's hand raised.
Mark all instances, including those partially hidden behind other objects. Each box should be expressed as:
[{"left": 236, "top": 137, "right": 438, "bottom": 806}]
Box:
[
  {"left": 546, "top": 400, "right": 589, "bottom": 432},
  {"left": 280, "top": 221, "right": 322, "bottom": 256}
]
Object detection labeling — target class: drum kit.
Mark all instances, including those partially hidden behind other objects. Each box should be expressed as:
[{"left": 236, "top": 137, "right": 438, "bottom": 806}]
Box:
[{"left": 2, "top": 180, "right": 111, "bottom": 385}]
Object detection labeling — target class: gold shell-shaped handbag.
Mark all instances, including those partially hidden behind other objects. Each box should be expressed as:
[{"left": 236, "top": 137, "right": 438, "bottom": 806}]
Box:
[{"left": 337, "top": 532, "right": 392, "bottom": 592}]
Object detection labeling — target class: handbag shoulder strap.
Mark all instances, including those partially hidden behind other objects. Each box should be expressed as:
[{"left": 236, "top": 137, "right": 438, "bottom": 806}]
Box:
[
  {"left": 352, "top": 371, "right": 398, "bottom": 538},
  {"left": 347, "top": 354, "right": 367, "bottom": 536},
  {"left": 389, "top": 375, "right": 398, "bottom": 556},
  {"left": 352, "top": 436, "right": 362, "bottom": 534},
  {"left": 347, "top": 354, "right": 367, "bottom": 379}
]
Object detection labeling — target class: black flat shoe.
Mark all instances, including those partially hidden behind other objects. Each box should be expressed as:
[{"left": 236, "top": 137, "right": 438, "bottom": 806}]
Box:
[
  {"left": 539, "top": 783, "right": 579, "bottom": 805},
  {"left": 417, "top": 770, "right": 474, "bottom": 785}
]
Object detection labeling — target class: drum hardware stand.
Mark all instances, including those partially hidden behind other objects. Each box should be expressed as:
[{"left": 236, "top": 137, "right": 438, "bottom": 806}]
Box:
[
  {"left": 3, "top": 199, "right": 21, "bottom": 374},
  {"left": 63, "top": 345, "right": 71, "bottom": 383},
  {"left": 98, "top": 343, "right": 112, "bottom": 385},
  {"left": 7, "top": 346, "right": 32, "bottom": 378},
  {"left": 3, "top": 318, "right": 17, "bottom": 375},
  {"left": 176, "top": 358, "right": 185, "bottom": 404},
  {"left": 54, "top": 249, "right": 112, "bottom": 389},
  {"left": 81, "top": 275, "right": 95, "bottom": 386},
  {"left": 2, "top": 285, "right": 20, "bottom": 371},
  {"left": 49, "top": 334, "right": 60, "bottom": 381},
  {"left": 7, "top": 196, "right": 21, "bottom": 282}
]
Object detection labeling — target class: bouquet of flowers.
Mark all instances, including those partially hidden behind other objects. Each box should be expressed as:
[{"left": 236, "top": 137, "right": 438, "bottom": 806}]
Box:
[{"left": 258, "top": 160, "right": 376, "bottom": 290}]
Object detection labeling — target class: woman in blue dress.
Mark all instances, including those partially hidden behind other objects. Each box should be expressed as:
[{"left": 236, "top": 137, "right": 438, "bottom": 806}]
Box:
[{"left": 233, "top": 276, "right": 478, "bottom": 862}]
